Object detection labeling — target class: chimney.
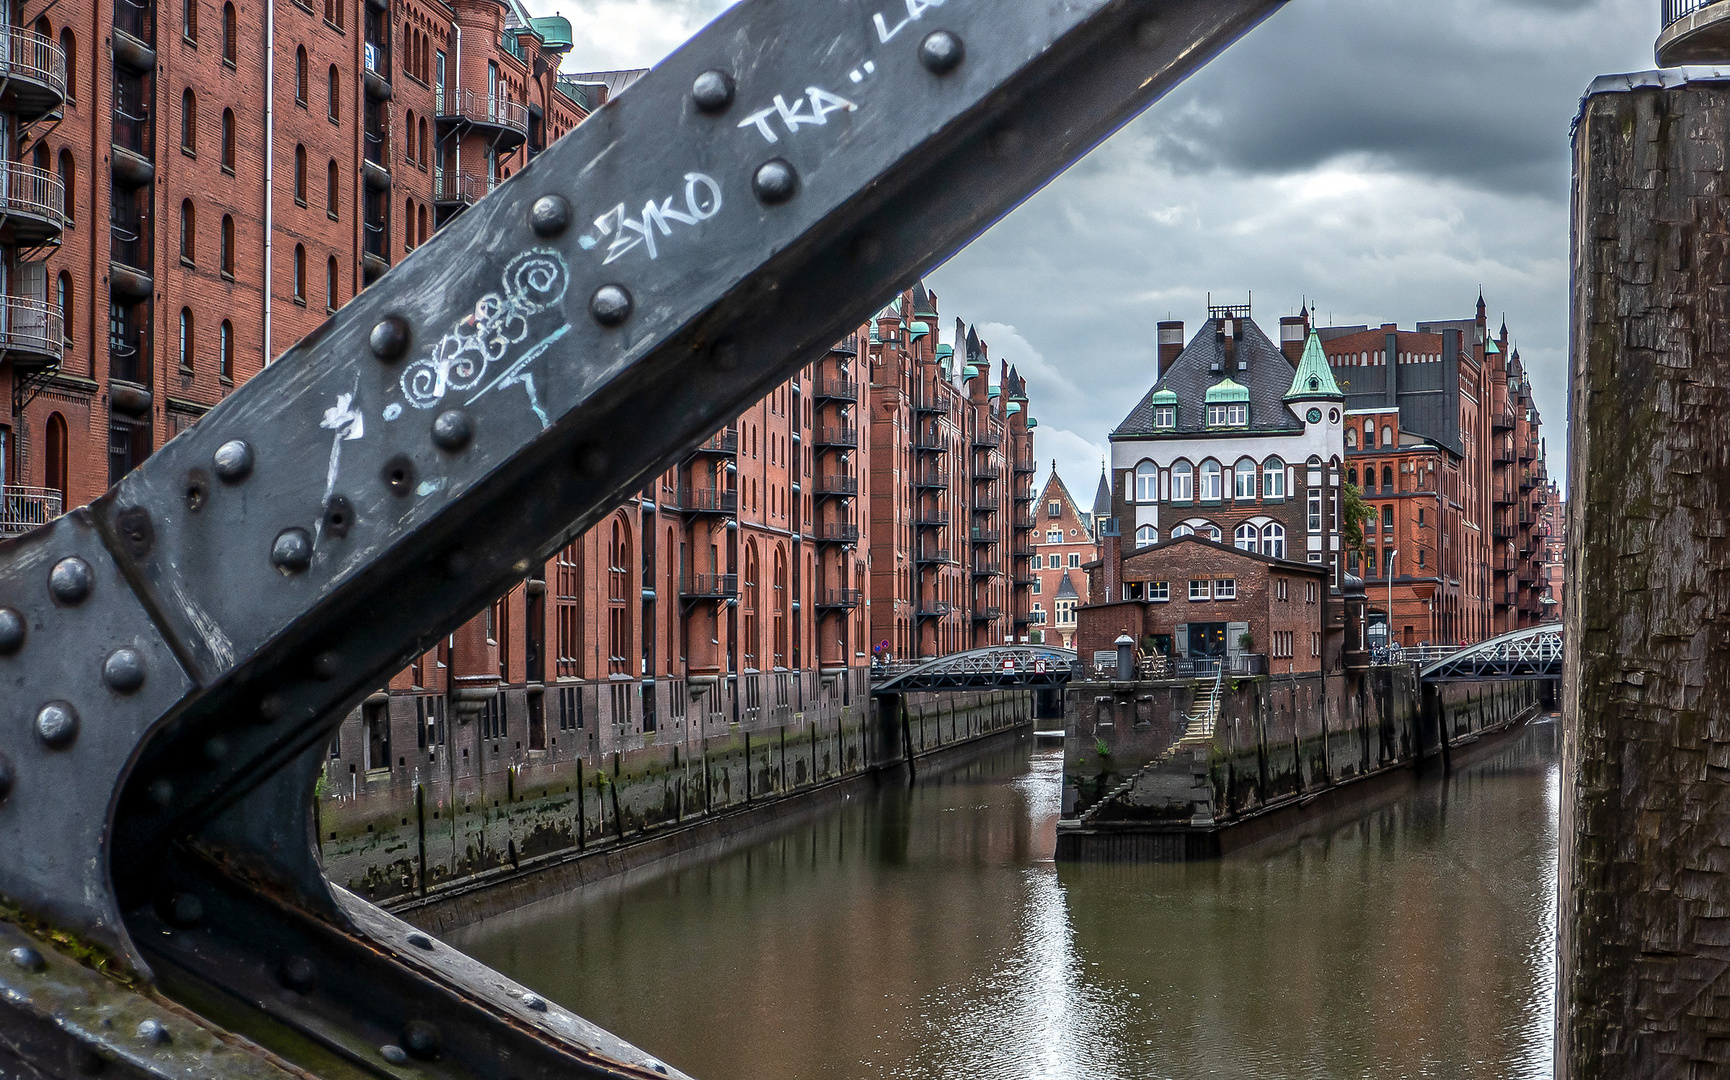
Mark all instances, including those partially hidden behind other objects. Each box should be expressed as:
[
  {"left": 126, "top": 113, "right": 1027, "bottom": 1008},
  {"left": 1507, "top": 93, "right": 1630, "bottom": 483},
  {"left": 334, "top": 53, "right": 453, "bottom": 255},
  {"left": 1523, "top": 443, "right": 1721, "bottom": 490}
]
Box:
[
  {"left": 1222, "top": 317, "right": 1237, "bottom": 374},
  {"left": 1280, "top": 315, "right": 1307, "bottom": 364},
  {"left": 1157, "top": 321, "right": 1183, "bottom": 379},
  {"left": 1100, "top": 517, "right": 1122, "bottom": 604},
  {"left": 1384, "top": 329, "right": 1399, "bottom": 409}
]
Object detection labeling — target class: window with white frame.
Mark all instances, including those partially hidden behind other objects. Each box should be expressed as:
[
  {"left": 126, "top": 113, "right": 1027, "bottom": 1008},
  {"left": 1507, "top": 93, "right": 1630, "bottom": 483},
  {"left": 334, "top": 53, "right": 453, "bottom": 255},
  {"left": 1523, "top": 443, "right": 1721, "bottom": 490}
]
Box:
[
  {"left": 1204, "top": 524, "right": 1223, "bottom": 543},
  {"left": 1154, "top": 405, "right": 1175, "bottom": 429},
  {"left": 1234, "top": 523, "right": 1258, "bottom": 552},
  {"left": 1308, "top": 488, "right": 1323, "bottom": 533},
  {"left": 1214, "top": 579, "right": 1237, "bottom": 600},
  {"left": 1149, "top": 581, "right": 1169, "bottom": 602},
  {"left": 1047, "top": 554, "right": 1061, "bottom": 569},
  {"left": 1261, "top": 523, "right": 1286, "bottom": 560},
  {"left": 1046, "top": 529, "right": 1062, "bottom": 543},
  {"left": 1200, "top": 460, "right": 1222, "bottom": 501},
  {"left": 1277, "top": 578, "right": 1288, "bottom": 601},
  {"left": 1171, "top": 524, "right": 1194, "bottom": 539},
  {"left": 1189, "top": 579, "right": 1209, "bottom": 601},
  {"left": 1135, "top": 524, "right": 1157, "bottom": 547},
  {"left": 1171, "top": 461, "right": 1193, "bottom": 502},
  {"left": 1030, "top": 556, "right": 1042, "bottom": 575},
  {"left": 1306, "top": 581, "right": 1318, "bottom": 602},
  {"left": 1207, "top": 403, "right": 1248, "bottom": 427},
  {"left": 1048, "top": 501, "right": 1062, "bottom": 517},
  {"left": 1264, "top": 457, "right": 1286, "bottom": 499},
  {"left": 1135, "top": 460, "right": 1158, "bottom": 503},
  {"left": 1311, "top": 631, "right": 1321, "bottom": 657},
  {"left": 1031, "top": 577, "right": 1041, "bottom": 594},
  {"left": 1234, "top": 457, "right": 1257, "bottom": 500}
]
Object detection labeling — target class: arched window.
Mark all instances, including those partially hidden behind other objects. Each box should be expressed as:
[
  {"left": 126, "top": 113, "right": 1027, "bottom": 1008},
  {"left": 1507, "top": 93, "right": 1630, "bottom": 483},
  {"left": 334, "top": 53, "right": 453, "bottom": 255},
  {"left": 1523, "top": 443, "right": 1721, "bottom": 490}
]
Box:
[
  {"left": 55, "top": 272, "right": 72, "bottom": 344},
  {"left": 220, "top": 214, "right": 235, "bottom": 276},
  {"left": 1382, "top": 424, "right": 1394, "bottom": 448},
  {"left": 1204, "top": 523, "right": 1222, "bottom": 543},
  {"left": 181, "top": 88, "right": 197, "bottom": 153},
  {"left": 179, "top": 199, "right": 195, "bottom": 262},
  {"left": 1170, "top": 460, "right": 1193, "bottom": 503},
  {"left": 294, "top": 144, "right": 307, "bottom": 203},
  {"left": 1199, "top": 459, "right": 1222, "bottom": 501},
  {"left": 1364, "top": 423, "right": 1376, "bottom": 449},
  {"left": 418, "top": 117, "right": 427, "bottom": 167},
  {"left": 59, "top": 29, "right": 75, "bottom": 99},
  {"left": 1345, "top": 426, "right": 1357, "bottom": 450},
  {"left": 292, "top": 244, "right": 306, "bottom": 303},
  {"left": 182, "top": 0, "right": 196, "bottom": 40},
  {"left": 326, "top": 159, "right": 338, "bottom": 215},
  {"left": 1261, "top": 523, "right": 1286, "bottom": 560},
  {"left": 1263, "top": 457, "right": 1286, "bottom": 499},
  {"left": 45, "top": 412, "right": 69, "bottom": 500},
  {"left": 1234, "top": 523, "right": 1258, "bottom": 552},
  {"left": 1134, "top": 460, "right": 1157, "bottom": 503},
  {"left": 418, "top": 203, "right": 428, "bottom": 244},
  {"left": 742, "top": 541, "right": 760, "bottom": 670},
  {"left": 404, "top": 109, "right": 415, "bottom": 161},
  {"left": 326, "top": 255, "right": 338, "bottom": 311},
  {"left": 1383, "top": 465, "right": 1395, "bottom": 492},
  {"left": 295, "top": 47, "right": 308, "bottom": 104},
  {"left": 29, "top": 141, "right": 46, "bottom": 175},
  {"left": 1171, "top": 524, "right": 1194, "bottom": 539},
  {"left": 403, "top": 196, "right": 414, "bottom": 251},
  {"left": 1233, "top": 456, "right": 1257, "bottom": 500},
  {"left": 178, "top": 308, "right": 194, "bottom": 371},
  {"left": 56, "top": 150, "right": 73, "bottom": 222},
  {"left": 220, "top": 108, "right": 235, "bottom": 171},
  {"left": 221, "top": 2, "right": 236, "bottom": 63},
  {"left": 1347, "top": 466, "right": 1358, "bottom": 488},
  {"left": 1135, "top": 524, "right": 1157, "bottom": 548},
  {"left": 328, "top": 65, "right": 340, "bottom": 122},
  {"left": 219, "top": 320, "right": 234, "bottom": 380},
  {"left": 772, "top": 547, "right": 788, "bottom": 668}
]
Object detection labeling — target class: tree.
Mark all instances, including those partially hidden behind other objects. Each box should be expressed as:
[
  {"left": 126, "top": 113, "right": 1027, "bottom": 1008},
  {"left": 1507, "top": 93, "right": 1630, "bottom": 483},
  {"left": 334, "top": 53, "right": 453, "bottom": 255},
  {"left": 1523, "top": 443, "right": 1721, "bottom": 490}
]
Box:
[{"left": 1341, "top": 480, "right": 1376, "bottom": 558}]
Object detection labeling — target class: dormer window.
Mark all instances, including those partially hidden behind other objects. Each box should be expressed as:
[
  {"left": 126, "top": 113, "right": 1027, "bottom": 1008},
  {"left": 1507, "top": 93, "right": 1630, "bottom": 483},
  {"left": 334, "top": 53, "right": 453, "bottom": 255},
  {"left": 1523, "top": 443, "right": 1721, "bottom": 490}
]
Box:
[
  {"left": 1207, "top": 403, "right": 1247, "bottom": 427},
  {"left": 1154, "top": 405, "right": 1176, "bottom": 429}
]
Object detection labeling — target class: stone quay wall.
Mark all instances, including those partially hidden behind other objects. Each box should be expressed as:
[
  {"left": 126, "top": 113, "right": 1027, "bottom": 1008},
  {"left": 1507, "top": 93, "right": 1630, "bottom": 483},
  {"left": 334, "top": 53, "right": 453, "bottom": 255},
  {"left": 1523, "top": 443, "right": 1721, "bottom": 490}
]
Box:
[
  {"left": 1056, "top": 668, "right": 1548, "bottom": 860},
  {"left": 318, "top": 686, "right": 1033, "bottom": 923}
]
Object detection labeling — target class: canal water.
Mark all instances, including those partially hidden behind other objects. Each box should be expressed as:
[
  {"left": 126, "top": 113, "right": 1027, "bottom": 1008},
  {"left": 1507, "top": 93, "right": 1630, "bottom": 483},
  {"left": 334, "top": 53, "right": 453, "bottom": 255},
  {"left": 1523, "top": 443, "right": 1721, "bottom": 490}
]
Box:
[{"left": 451, "top": 720, "right": 1559, "bottom": 1080}]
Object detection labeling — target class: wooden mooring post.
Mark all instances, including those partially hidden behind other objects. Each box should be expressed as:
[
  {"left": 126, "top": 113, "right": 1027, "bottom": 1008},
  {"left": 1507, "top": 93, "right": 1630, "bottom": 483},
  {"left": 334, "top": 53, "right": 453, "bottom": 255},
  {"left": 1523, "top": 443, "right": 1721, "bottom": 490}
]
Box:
[{"left": 1564, "top": 70, "right": 1730, "bottom": 1077}]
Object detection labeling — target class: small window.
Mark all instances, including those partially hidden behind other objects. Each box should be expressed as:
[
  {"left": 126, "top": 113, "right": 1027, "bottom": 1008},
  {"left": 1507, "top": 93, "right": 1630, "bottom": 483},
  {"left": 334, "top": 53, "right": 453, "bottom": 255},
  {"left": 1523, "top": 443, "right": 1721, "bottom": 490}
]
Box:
[
  {"left": 178, "top": 199, "right": 195, "bottom": 263},
  {"left": 181, "top": 88, "right": 197, "bottom": 153},
  {"left": 55, "top": 272, "right": 72, "bottom": 344},
  {"left": 1171, "top": 524, "right": 1194, "bottom": 539},
  {"left": 178, "top": 308, "right": 194, "bottom": 372},
  {"left": 292, "top": 244, "right": 306, "bottom": 304},
  {"left": 328, "top": 64, "right": 340, "bottom": 122},
  {"left": 1048, "top": 501, "right": 1062, "bottom": 518},
  {"left": 1214, "top": 579, "right": 1237, "bottom": 600},
  {"left": 1171, "top": 461, "right": 1193, "bottom": 503},
  {"left": 1200, "top": 460, "right": 1222, "bottom": 501},
  {"left": 1383, "top": 424, "right": 1394, "bottom": 448},
  {"left": 326, "top": 255, "right": 338, "bottom": 311},
  {"left": 326, "top": 159, "right": 339, "bottom": 215},
  {"left": 295, "top": 46, "right": 308, "bottom": 104},
  {"left": 219, "top": 320, "right": 234, "bottom": 380},
  {"left": 1264, "top": 457, "right": 1286, "bottom": 499},
  {"left": 220, "top": 108, "right": 235, "bottom": 172},
  {"left": 1135, "top": 460, "right": 1158, "bottom": 503},
  {"left": 1068, "top": 553, "right": 1079, "bottom": 568},
  {"left": 1234, "top": 523, "right": 1257, "bottom": 552},
  {"left": 1149, "top": 581, "right": 1169, "bottom": 602},
  {"left": 1045, "top": 529, "right": 1061, "bottom": 544},
  {"left": 222, "top": 2, "right": 236, "bottom": 63},
  {"left": 59, "top": 29, "right": 76, "bottom": 99},
  {"left": 220, "top": 214, "right": 235, "bottom": 276},
  {"left": 1364, "top": 423, "right": 1376, "bottom": 449},
  {"left": 1189, "top": 580, "right": 1209, "bottom": 602},
  {"left": 1153, "top": 405, "right": 1175, "bottom": 429},
  {"left": 183, "top": 0, "right": 197, "bottom": 41},
  {"left": 1046, "top": 554, "right": 1061, "bottom": 569},
  {"left": 294, "top": 144, "right": 307, "bottom": 203},
  {"left": 56, "top": 150, "right": 74, "bottom": 223}
]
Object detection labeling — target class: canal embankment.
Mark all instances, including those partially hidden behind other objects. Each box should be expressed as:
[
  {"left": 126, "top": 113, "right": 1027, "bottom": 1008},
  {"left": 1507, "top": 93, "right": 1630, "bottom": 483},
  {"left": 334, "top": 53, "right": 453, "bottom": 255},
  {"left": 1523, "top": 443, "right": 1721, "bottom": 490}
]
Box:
[
  {"left": 1056, "top": 666, "right": 1550, "bottom": 860},
  {"left": 319, "top": 687, "right": 1033, "bottom": 931}
]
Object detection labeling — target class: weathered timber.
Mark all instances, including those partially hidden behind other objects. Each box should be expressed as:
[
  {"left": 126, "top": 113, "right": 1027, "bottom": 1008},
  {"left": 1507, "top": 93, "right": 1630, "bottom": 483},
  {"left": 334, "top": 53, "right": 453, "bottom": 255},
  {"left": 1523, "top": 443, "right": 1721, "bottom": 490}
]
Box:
[{"left": 1563, "top": 71, "right": 1730, "bottom": 1078}]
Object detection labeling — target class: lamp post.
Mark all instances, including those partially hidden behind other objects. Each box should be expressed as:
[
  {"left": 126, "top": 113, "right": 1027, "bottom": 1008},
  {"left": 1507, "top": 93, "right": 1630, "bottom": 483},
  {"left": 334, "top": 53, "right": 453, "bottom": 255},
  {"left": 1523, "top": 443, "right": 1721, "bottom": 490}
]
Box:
[{"left": 1388, "top": 548, "right": 1398, "bottom": 652}]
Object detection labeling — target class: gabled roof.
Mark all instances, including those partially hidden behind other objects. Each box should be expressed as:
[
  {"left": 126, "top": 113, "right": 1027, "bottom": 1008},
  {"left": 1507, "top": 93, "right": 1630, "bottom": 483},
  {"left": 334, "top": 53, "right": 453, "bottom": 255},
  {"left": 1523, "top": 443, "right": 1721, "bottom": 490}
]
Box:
[
  {"left": 1114, "top": 316, "right": 1303, "bottom": 438},
  {"left": 1040, "top": 465, "right": 1095, "bottom": 543},
  {"left": 1091, "top": 465, "right": 1112, "bottom": 518},
  {"left": 1285, "top": 331, "right": 1344, "bottom": 402},
  {"left": 1056, "top": 572, "right": 1079, "bottom": 600}
]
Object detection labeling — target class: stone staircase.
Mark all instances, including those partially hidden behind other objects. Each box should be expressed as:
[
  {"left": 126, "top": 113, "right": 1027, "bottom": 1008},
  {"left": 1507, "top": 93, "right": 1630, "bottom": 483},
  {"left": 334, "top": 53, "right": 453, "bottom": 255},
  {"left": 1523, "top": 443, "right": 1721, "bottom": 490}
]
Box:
[{"left": 1077, "top": 667, "right": 1223, "bottom": 824}]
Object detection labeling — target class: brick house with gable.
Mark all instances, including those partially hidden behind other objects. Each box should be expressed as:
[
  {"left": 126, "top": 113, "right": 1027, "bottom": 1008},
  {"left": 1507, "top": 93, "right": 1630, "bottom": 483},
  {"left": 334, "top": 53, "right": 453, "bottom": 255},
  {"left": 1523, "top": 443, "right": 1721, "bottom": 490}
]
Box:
[{"left": 1029, "top": 462, "right": 1097, "bottom": 646}]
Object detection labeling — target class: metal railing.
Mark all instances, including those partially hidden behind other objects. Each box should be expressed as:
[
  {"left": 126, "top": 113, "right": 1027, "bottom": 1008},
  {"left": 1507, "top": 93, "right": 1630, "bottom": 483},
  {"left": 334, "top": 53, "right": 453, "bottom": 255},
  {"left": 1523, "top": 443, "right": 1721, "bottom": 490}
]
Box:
[
  {"left": 913, "top": 469, "right": 948, "bottom": 488},
  {"left": 0, "top": 296, "right": 64, "bottom": 359},
  {"left": 0, "top": 485, "right": 63, "bottom": 537},
  {"left": 0, "top": 161, "right": 64, "bottom": 228},
  {"left": 814, "top": 475, "right": 858, "bottom": 497},
  {"left": 693, "top": 427, "right": 739, "bottom": 454},
  {"left": 674, "top": 487, "right": 737, "bottom": 514},
  {"left": 915, "top": 546, "right": 950, "bottom": 563},
  {"left": 437, "top": 88, "right": 528, "bottom": 134},
  {"left": 680, "top": 573, "right": 739, "bottom": 599},
  {"left": 433, "top": 169, "right": 483, "bottom": 205},
  {"left": 2, "top": 27, "right": 67, "bottom": 100},
  {"left": 813, "top": 377, "right": 857, "bottom": 401},
  {"left": 814, "top": 425, "right": 858, "bottom": 448},
  {"left": 1663, "top": 0, "right": 1714, "bottom": 29},
  {"left": 817, "top": 589, "right": 862, "bottom": 608},
  {"left": 814, "top": 522, "right": 859, "bottom": 543}
]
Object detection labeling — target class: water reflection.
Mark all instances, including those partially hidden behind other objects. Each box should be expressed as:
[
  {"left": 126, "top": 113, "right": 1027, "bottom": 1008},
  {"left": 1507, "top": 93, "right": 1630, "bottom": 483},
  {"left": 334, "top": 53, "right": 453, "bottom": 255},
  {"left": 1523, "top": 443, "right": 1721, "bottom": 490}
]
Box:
[{"left": 451, "top": 722, "right": 1558, "bottom": 1080}]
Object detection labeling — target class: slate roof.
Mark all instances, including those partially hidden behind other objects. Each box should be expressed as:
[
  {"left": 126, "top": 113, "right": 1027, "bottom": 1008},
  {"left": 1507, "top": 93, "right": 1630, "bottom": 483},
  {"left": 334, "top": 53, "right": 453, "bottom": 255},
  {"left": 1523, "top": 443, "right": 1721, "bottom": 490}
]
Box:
[
  {"left": 1056, "top": 572, "right": 1079, "bottom": 600},
  {"left": 1091, "top": 465, "right": 1112, "bottom": 519},
  {"left": 1113, "top": 317, "right": 1305, "bottom": 438}
]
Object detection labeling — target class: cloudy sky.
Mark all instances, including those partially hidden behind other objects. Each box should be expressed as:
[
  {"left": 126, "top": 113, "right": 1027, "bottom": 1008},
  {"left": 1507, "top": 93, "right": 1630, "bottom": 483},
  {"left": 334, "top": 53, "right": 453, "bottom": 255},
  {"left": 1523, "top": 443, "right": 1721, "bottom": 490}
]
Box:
[{"left": 528, "top": 0, "right": 1656, "bottom": 496}]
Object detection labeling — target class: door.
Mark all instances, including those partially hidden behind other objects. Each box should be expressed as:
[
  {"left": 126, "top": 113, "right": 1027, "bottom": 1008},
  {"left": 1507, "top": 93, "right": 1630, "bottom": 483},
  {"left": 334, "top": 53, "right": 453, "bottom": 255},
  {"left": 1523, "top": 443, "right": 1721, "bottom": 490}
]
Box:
[{"left": 1188, "top": 623, "right": 1227, "bottom": 658}]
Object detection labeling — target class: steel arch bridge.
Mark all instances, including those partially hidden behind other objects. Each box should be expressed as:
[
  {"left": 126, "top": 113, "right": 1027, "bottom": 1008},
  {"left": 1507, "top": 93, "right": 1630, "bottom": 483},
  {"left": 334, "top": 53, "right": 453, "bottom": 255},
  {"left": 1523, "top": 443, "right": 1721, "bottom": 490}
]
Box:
[
  {"left": 1418, "top": 624, "right": 1565, "bottom": 682},
  {"left": 872, "top": 645, "right": 1080, "bottom": 694}
]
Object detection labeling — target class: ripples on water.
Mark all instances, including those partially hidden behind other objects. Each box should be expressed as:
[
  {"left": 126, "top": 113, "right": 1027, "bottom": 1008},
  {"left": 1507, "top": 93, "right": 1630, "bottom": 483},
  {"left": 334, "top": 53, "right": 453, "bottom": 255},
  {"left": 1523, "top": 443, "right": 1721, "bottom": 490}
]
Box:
[{"left": 451, "top": 721, "right": 1560, "bottom": 1080}]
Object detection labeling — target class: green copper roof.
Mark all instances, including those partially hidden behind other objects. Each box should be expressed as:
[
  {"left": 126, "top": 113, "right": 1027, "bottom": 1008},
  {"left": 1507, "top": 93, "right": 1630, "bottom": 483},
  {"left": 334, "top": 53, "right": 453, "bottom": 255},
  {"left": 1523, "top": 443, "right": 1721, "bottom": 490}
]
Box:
[
  {"left": 1150, "top": 387, "right": 1178, "bottom": 404},
  {"left": 963, "top": 364, "right": 980, "bottom": 380},
  {"left": 1028, "top": 417, "right": 1038, "bottom": 428},
  {"left": 1204, "top": 377, "right": 1250, "bottom": 404},
  {"left": 1284, "top": 331, "right": 1344, "bottom": 401},
  {"left": 936, "top": 344, "right": 954, "bottom": 360},
  {"left": 1007, "top": 402, "right": 1022, "bottom": 414},
  {"left": 529, "top": 16, "right": 572, "bottom": 49},
  {"left": 909, "top": 321, "right": 930, "bottom": 339},
  {"left": 1485, "top": 340, "right": 1501, "bottom": 355}
]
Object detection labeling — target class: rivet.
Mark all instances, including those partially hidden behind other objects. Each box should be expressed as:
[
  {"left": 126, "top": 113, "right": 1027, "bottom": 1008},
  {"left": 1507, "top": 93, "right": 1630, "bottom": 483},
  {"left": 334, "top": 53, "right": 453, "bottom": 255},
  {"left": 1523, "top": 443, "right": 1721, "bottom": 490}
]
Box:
[
  {"left": 7, "top": 946, "right": 44, "bottom": 973},
  {"left": 48, "top": 557, "right": 92, "bottom": 605},
  {"left": 135, "top": 1019, "right": 171, "bottom": 1046},
  {"left": 431, "top": 409, "right": 473, "bottom": 452},
  {"left": 380, "top": 1045, "right": 409, "bottom": 1065},
  {"left": 148, "top": 778, "right": 175, "bottom": 808},
  {"left": 383, "top": 454, "right": 417, "bottom": 497},
  {"left": 203, "top": 736, "right": 229, "bottom": 762},
  {"left": 522, "top": 993, "right": 548, "bottom": 1012},
  {"left": 0, "top": 753, "right": 14, "bottom": 802},
  {"left": 752, "top": 159, "right": 798, "bottom": 205},
  {"left": 35, "top": 702, "right": 78, "bottom": 750},
  {"left": 0, "top": 608, "right": 23, "bottom": 655},
  {"left": 280, "top": 955, "right": 318, "bottom": 994},
  {"left": 272, "top": 528, "right": 314, "bottom": 573},
  {"left": 406, "top": 931, "right": 435, "bottom": 950},
  {"left": 103, "top": 648, "right": 146, "bottom": 694},
  {"left": 213, "top": 440, "right": 255, "bottom": 482},
  {"left": 312, "top": 652, "right": 340, "bottom": 681},
  {"left": 163, "top": 893, "right": 204, "bottom": 928},
  {"left": 401, "top": 1020, "right": 442, "bottom": 1060},
  {"left": 370, "top": 316, "right": 411, "bottom": 361},
  {"left": 117, "top": 507, "right": 154, "bottom": 558},
  {"left": 919, "top": 30, "right": 965, "bottom": 75},
  {"left": 691, "top": 69, "right": 735, "bottom": 113},
  {"left": 589, "top": 285, "right": 633, "bottom": 327},
  {"left": 529, "top": 195, "right": 570, "bottom": 238}
]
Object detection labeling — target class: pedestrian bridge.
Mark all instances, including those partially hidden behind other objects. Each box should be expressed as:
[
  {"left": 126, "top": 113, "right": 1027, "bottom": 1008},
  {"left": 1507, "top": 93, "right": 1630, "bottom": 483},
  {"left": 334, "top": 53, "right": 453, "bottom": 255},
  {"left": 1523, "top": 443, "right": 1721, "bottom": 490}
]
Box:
[
  {"left": 872, "top": 645, "right": 1080, "bottom": 694},
  {"left": 1417, "top": 624, "right": 1565, "bottom": 683}
]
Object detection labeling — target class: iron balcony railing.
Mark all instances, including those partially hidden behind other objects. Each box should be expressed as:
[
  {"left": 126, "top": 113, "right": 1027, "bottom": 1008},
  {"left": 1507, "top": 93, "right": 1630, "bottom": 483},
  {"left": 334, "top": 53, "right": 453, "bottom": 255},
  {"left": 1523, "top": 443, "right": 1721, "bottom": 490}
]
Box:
[
  {"left": 913, "top": 469, "right": 949, "bottom": 488},
  {"left": 911, "top": 392, "right": 950, "bottom": 415},
  {"left": 817, "top": 589, "right": 862, "bottom": 609},
  {"left": 675, "top": 487, "right": 737, "bottom": 514},
  {"left": 433, "top": 169, "right": 483, "bottom": 206},
  {"left": 973, "top": 496, "right": 1001, "bottom": 511},
  {"left": 680, "top": 573, "right": 739, "bottom": 599},
  {"left": 1664, "top": 0, "right": 1713, "bottom": 29},
  {"left": 915, "top": 547, "right": 950, "bottom": 564},
  {"left": 437, "top": 88, "right": 529, "bottom": 135},
  {"left": 0, "top": 160, "right": 64, "bottom": 230},
  {"left": 971, "top": 606, "right": 1003, "bottom": 622},
  {"left": 1012, "top": 456, "right": 1036, "bottom": 474},
  {"left": 916, "top": 602, "right": 954, "bottom": 619},
  {"left": 913, "top": 509, "right": 948, "bottom": 527},
  {"left": 814, "top": 425, "right": 858, "bottom": 448},
  {"left": 814, "top": 475, "right": 858, "bottom": 497},
  {"left": 973, "top": 464, "right": 1001, "bottom": 480},
  {"left": 973, "top": 430, "right": 1002, "bottom": 448},
  {"left": 0, "top": 485, "right": 63, "bottom": 537},
  {"left": 972, "top": 561, "right": 1000, "bottom": 577},
  {"left": 913, "top": 433, "right": 948, "bottom": 451},
  {"left": 2, "top": 27, "right": 67, "bottom": 101},
  {"left": 0, "top": 296, "right": 64, "bottom": 361},
  {"left": 830, "top": 334, "right": 859, "bottom": 357},
  {"left": 814, "top": 522, "right": 859, "bottom": 544},
  {"left": 812, "top": 377, "right": 857, "bottom": 402},
  {"left": 692, "top": 427, "right": 739, "bottom": 455},
  {"left": 970, "top": 528, "right": 1000, "bottom": 544}
]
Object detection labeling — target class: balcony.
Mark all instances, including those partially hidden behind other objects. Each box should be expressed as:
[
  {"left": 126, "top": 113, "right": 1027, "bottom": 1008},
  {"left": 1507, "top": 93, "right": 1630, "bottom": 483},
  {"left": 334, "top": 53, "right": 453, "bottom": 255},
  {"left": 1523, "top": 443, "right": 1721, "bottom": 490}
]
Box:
[
  {"left": 1, "top": 28, "right": 67, "bottom": 123},
  {"left": 0, "top": 162, "right": 63, "bottom": 245},
  {"left": 1012, "top": 544, "right": 1034, "bottom": 560},
  {"left": 1494, "top": 448, "right": 1516, "bottom": 465},
  {"left": 913, "top": 469, "right": 949, "bottom": 489},
  {"left": 814, "top": 425, "right": 858, "bottom": 449},
  {"left": 363, "top": 43, "right": 392, "bottom": 100},
  {"left": 675, "top": 487, "right": 737, "bottom": 515},
  {"left": 1492, "top": 523, "right": 1516, "bottom": 540},
  {"left": 972, "top": 494, "right": 1001, "bottom": 511},
  {"left": 1011, "top": 511, "right": 1037, "bottom": 530},
  {"left": 1012, "top": 457, "right": 1036, "bottom": 475},
  {"left": 1659, "top": 1, "right": 1730, "bottom": 65},
  {"left": 915, "top": 547, "right": 950, "bottom": 565},
  {"left": 916, "top": 602, "right": 954, "bottom": 620},
  {"left": 691, "top": 428, "right": 739, "bottom": 455},
  {"left": 814, "top": 522, "right": 859, "bottom": 545},
  {"left": 970, "top": 528, "right": 1000, "bottom": 545},
  {"left": 972, "top": 561, "right": 999, "bottom": 578},
  {"left": 437, "top": 88, "right": 529, "bottom": 151},
  {"left": 1493, "top": 487, "right": 1515, "bottom": 506},
  {"left": 433, "top": 169, "right": 483, "bottom": 208},
  {"left": 973, "top": 430, "right": 1002, "bottom": 449},
  {"left": 681, "top": 574, "right": 739, "bottom": 600},
  {"left": 913, "top": 433, "right": 948, "bottom": 452},
  {"left": 972, "top": 607, "right": 1003, "bottom": 623},
  {"left": 913, "top": 510, "right": 948, "bottom": 527},
  {"left": 814, "top": 475, "right": 858, "bottom": 498},
  {"left": 0, "top": 296, "right": 64, "bottom": 368},
  {"left": 1, "top": 486, "right": 63, "bottom": 537},
  {"left": 813, "top": 378, "right": 858, "bottom": 403},
  {"left": 1492, "top": 412, "right": 1515, "bottom": 432},
  {"left": 911, "top": 393, "right": 950, "bottom": 415},
  {"left": 1012, "top": 488, "right": 1035, "bottom": 503},
  {"left": 974, "top": 464, "right": 1001, "bottom": 480},
  {"left": 817, "top": 589, "right": 862, "bottom": 610},
  {"left": 1013, "top": 570, "right": 1036, "bottom": 587},
  {"left": 830, "top": 334, "right": 859, "bottom": 357}
]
